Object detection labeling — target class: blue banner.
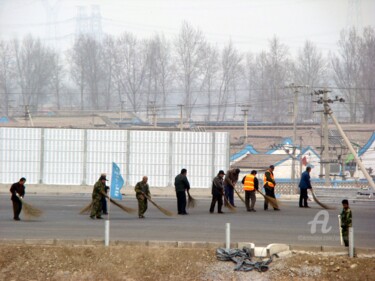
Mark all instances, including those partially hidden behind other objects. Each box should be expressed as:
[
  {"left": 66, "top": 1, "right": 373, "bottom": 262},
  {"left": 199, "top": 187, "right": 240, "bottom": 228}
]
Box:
[{"left": 110, "top": 162, "right": 124, "bottom": 200}]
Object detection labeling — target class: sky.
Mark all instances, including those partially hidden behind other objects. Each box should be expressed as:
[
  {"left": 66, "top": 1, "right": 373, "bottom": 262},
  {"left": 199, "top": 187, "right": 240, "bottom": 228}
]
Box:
[{"left": 0, "top": 0, "right": 374, "bottom": 56}]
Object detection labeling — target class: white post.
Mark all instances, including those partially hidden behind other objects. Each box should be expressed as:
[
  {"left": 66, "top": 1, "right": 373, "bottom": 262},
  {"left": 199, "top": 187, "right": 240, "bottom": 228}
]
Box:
[
  {"left": 105, "top": 220, "right": 110, "bottom": 246},
  {"left": 349, "top": 227, "right": 354, "bottom": 258},
  {"left": 225, "top": 223, "right": 231, "bottom": 250}
]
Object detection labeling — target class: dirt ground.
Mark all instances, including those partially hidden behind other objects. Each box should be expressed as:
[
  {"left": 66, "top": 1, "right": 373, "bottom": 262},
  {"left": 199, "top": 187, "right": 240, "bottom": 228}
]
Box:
[{"left": 0, "top": 245, "right": 374, "bottom": 281}]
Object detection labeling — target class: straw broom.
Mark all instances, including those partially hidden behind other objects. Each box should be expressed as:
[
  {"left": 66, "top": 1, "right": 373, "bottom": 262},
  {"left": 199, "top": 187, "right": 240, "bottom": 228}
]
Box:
[
  {"left": 144, "top": 194, "right": 175, "bottom": 217},
  {"left": 187, "top": 190, "right": 196, "bottom": 208},
  {"left": 233, "top": 185, "right": 246, "bottom": 205},
  {"left": 223, "top": 196, "right": 237, "bottom": 212},
  {"left": 79, "top": 202, "right": 93, "bottom": 215},
  {"left": 311, "top": 188, "right": 335, "bottom": 210},
  {"left": 19, "top": 197, "right": 43, "bottom": 218},
  {"left": 257, "top": 190, "right": 280, "bottom": 209}
]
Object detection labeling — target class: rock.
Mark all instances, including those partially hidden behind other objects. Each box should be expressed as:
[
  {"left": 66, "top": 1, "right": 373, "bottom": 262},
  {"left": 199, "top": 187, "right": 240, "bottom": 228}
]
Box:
[
  {"left": 350, "top": 264, "right": 358, "bottom": 269},
  {"left": 333, "top": 267, "right": 340, "bottom": 272},
  {"left": 329, "top": 262, "right": 335, "bottom": 266}
]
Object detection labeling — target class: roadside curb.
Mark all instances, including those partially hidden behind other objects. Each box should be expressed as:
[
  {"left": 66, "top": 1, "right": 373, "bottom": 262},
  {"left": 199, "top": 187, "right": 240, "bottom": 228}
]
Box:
[{"left": 0, "top": 239, "right": 374, "bottom": 255}]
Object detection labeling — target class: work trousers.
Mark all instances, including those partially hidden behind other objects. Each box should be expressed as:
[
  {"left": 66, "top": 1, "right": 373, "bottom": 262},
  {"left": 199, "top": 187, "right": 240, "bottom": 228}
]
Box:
[
  {"left": 11, "top": 197, "right": 22, "bottom": 219},
  {"left": 245, "top": 190, "right": 256, "bottom": 210},
  {"left": 101, "top": 197, "right": 108, "bottom": 214},
  {"left": 90, "top": 197, "right": 102, "bottom": 218},
  {"left": 176, "top": 191, "right": 187, "bottom": 214},
  {"left": 210, "top": 193, "right": 223, "bottom": 213},
  {"left": 264, "top": 187, "right": 276, "bottom": 210},
  {"left": 224, "top": 185, "right": 235, "bottom": 206},
  {"left": 137, "top": 195, "right": 148, "bottom": 217},
  {"left": 299, "top": 188, "right": 308, "bottom": 207}
]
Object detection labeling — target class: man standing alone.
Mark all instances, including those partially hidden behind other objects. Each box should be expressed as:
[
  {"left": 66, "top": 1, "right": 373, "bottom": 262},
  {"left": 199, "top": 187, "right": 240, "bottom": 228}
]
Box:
[
  {"left": 263, "top": 165, "right": 279, "bottom": 211},
  {"left": 210, "top": 170, "right": 225, "bottom": 214},
  {"left": 135, "top": 176, "right": 151, "bottom": 218},
  {"left": 299, "top": 167, "right": 312, "bottom": 208},
  {"left": 10, "top": 177, "right": 26, "bottom": 221},
  {"left": 174, "top": 169, "right": 190, "bottom": 215},
  {"left": 242, "top": 170, "right": 259, "bottom": 212}
]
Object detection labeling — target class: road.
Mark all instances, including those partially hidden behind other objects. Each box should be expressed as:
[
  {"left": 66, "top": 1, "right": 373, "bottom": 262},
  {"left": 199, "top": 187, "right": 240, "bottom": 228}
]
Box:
[{"left": 1, "top": 194, "right": 374, "bottom": 248}]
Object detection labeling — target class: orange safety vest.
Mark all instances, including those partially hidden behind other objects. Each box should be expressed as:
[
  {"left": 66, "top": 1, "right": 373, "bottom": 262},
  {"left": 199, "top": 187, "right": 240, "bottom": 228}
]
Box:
[
  {"left": 263, "top": 170, "right": 275, "bottom": 188},
  {"left": 243, "top": 174, "right": 255, "bottom": 191}
]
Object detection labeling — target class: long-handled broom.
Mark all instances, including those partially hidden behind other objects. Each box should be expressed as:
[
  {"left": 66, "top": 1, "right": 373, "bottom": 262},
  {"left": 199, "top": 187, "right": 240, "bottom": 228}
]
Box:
[
  {"left": 311, "top": 188, "right": 335, "bottom": 210},
  {"left": 79, "top": 202, "right": 93, "bottom": 215},
  {"left": 18, "top": 196, "right": 43, "bottom": 219},
  {"left": 187, "top": 190, "right": 196, "bottom": 208},
  {"left": 144, "top": 194, "right": 175, "bottom": 217},
  {"left": 223, "top": 196, "right": 237, "bottom": 212},
  {"left": 233, "top": 185, "right": 246, "bottom": 205},
  {"left": 257, "top": 190, "right": 280, "bottom": 209}
]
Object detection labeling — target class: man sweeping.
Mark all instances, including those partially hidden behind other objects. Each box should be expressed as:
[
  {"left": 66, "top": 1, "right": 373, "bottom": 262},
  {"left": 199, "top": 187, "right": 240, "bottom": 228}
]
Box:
[
  {"left": 10, "top": 177, "right": 26, "bottom": 221},
  {"left": 135, "top": 176, "right": 151, "bottom": 218},
  {"left": 90, "top": 175, "right": 107, "bottom": 220}
]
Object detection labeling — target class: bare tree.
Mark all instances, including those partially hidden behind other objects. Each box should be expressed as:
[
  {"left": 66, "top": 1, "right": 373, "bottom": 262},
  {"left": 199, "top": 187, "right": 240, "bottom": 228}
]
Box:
[
  {"left": 114, "top": 32, "right": 148, "bottom": 113},
  {"left": 252, "top": 51, "right": 269, "bottom": 121},
  {"left": 200, "top": 43, "right": 219, "bottom": 121},
  {"left": 50, "top": 52, "right": 65, "bottom": 110},
  {"left": 331, "top": 28, "right": 361, "bottom": 122},
  {"left": 217, "top": 41, "right": 243, "bottom": 121},
  {"left": 293, "top": 40, "right": 327, "bottom": 121},
  {"left": 174, "top": 22, "right": 206, "bottom": 119},
  {"left": 266, "top": 36, "right": 291, "bottom": 123},
  {"left": 13, "top": 35, "right": 54, "bottom": 111},
  {"left": 82, "top": 36, "right": 103, "bottom": 109},
  {"left": 0, "top": 40, "right": 15, "bottom": 116},
  {"left": 358, "top": 26, "right": 375, "bottom": 123},
  {"left": 101, "top": 35, "right": 116, "bottom": 110},
  {"left": 67, "top": 35, "right": 87, "bottom": 110}
]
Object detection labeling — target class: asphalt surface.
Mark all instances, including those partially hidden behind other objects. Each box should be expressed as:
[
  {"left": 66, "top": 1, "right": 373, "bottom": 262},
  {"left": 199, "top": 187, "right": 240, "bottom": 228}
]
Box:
[{"left": 1, "top": 194, "right": 374, "bottom": 248}]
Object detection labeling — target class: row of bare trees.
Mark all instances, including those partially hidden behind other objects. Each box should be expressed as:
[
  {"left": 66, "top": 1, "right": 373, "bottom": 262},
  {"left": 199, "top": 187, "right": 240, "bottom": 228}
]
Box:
[{"left": 0, "top": 22, "right": 374, "bottom": 123}]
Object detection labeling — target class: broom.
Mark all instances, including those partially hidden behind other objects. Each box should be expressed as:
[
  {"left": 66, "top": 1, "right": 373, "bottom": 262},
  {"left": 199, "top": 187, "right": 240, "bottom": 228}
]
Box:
[
  {"left": 311, "top": 189, "right": 335, "bottom": 210},
  {"left": 79, "top": 202, "right": 93, "bottom": 215},
  {"left": 257, "top": 190, "right": 280, "bottom": 209},
  {"left": 187, "top": 190, "right": 196, "bottom": 208},
  {"left": 223, "top": 196, "right": 237, "bottom": 212},
  {"left": 102, "top": 191, "right": 137, "bottom": 214},
  {"left": 233, "top": 185, "right": 246, "bottom": 205},
  {"left": 144, "top": 194, "right": 175, "bottom": 217},
  {"left": 19, "top": 197, "right": 43, "bottom": 218}
]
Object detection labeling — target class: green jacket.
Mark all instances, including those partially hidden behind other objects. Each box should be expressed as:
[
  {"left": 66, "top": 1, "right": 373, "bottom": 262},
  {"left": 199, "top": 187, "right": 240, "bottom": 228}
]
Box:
[
  {"left": 174, "top": 174, "right": 190, "bottom": 192},
  {"left": 134, "top": 181, "right": 150, "bottom": 197},
  {"left": 92, "top": 180, "right": 105, "bottom": 200},
  {"left": 340, "top": 208, "right": 352, "bottom": 228}
]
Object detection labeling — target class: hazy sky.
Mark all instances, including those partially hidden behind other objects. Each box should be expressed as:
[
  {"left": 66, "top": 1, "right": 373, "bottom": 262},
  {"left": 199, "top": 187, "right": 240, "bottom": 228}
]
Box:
[{"left": 0, "top": 0, "right": 374, "bottom": 55}]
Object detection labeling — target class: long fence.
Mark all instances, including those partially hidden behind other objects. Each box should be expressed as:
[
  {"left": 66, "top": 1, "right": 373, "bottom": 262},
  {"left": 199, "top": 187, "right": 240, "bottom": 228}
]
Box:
[{"left": 0, "top": 128, "right": 229, "bottom": 188}]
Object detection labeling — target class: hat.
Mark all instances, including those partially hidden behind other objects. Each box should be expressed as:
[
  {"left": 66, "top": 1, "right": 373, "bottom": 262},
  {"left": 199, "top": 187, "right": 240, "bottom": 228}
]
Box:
[
  {"left": 218, "top": 170, "right": 225, "bottom": 175},
  {"left": 99, "top": 175, "right": 108, "bottom": 181}
]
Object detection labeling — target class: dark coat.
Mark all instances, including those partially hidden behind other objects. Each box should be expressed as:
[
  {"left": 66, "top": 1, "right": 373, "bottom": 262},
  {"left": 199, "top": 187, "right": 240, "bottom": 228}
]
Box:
[
  {"left": 174, "top": 174, "right": 190, "bottom": 192},
  {"left": 212, "top": 175, "right": 224, "bottom": 195},
  {"left": 10, "top": 182, "right": 25, "bottom": 200},
  {"left": 299, "top": 171, "right": 312, "bottom": 189}
]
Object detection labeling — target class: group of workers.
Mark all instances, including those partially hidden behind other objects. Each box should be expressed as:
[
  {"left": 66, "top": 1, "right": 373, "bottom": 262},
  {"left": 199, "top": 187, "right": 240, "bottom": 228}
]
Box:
[{"left": 9, "top": 165, "right": 352, "bottom": 247}]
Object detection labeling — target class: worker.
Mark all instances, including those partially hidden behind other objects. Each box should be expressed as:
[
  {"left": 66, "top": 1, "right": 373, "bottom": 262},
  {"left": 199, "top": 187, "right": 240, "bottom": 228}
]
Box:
[
  {"left": 10, "top": 177, "right": 26, "bottom": 221},
  {"left": 210, "top": 170, "right": 225, "bottom": 214},
  {"left": 224, "top": 168, "right": 240, "bottom": 207},
  {"left": 174, "top": 169, "right": 190, "bottom": 215},
  {"left": 299, "top": 167, "right": 312, "bottom": 208},
  {"left": 263, "top": 165, "right": 280, "bottom": 211},
  {"left": 134, "top": 176, "right": 151, "bottom": 218},
  {"left": 340, "top": 199, "right": 352, "bottom": 247},
  {"left": 90, "top": 175, "right": 107, "bottom": 219},
  {"left": 242, "top": 170, "right": 259, "bottom": 212}
]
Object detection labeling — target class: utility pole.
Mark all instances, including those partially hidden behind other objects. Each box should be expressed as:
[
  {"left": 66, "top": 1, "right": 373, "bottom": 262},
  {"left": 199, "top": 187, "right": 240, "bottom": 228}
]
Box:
[
  {"left": 323, "top": 90, "right": 330, "bottom": 186},
  {"left": 240, "top": 106, "right": 250, "bottom": 141},
  {"left": 299, "top": 136, "right": 303, "bottom": 177},
  {"left": 286, "top": 84, "right": 308, "bottom": 181},
  {"left": 312, "top": 89, "right": 375, "bottom": 195},
  {"left": 177, "top": 104, "right": 184, "bottom": 131}
]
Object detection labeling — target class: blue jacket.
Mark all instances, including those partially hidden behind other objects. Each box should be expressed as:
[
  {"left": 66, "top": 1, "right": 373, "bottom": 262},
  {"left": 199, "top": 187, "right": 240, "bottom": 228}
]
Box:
[{"left": 299, "top": 171, "right": 312, "bottom": 189}]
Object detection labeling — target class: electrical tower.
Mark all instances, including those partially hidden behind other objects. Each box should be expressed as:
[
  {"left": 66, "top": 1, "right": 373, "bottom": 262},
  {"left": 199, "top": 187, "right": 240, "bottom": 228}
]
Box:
[
  {"left": 75, "top": 5, "right": 102, "bottom": 41},
  {"left": 347, "top": 0, "right": 362, "bottom": 30},
  {"left": 41, "top": 0, "right": 61, "bottom": 49}
]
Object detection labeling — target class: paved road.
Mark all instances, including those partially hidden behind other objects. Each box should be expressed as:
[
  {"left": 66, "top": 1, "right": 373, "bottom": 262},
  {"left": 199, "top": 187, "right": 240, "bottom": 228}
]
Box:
[{"left": 1, "top": 194, "right": 374, "bottom": 248}]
